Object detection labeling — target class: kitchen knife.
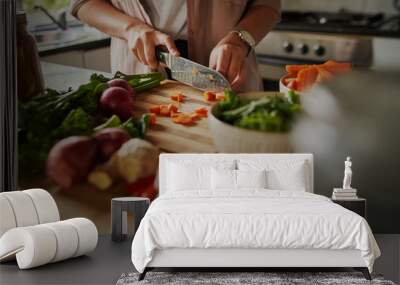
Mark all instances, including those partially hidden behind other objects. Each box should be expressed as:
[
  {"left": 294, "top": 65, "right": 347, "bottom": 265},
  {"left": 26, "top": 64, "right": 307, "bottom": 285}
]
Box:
[{"left": 156, "top": 48, "right": 231, "bottom": 92}]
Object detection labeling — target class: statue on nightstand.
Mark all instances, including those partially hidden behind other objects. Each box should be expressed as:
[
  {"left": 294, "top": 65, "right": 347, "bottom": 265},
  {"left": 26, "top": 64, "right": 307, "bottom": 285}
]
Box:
[{"left": 343, "top": 156, "right": 353, "bottom": 189}]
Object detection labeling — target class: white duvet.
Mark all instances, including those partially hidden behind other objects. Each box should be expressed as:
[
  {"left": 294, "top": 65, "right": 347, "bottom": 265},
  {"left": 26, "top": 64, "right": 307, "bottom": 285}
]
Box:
[{"left": 131, "top": 190, "right": 380, "bottom": 273}]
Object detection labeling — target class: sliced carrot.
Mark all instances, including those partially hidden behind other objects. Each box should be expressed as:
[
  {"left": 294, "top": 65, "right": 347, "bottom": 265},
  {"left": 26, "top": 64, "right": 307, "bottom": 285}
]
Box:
[
  {"left": 285, "top": 64, "right": 312, "bottom": 74},
  {"left": 172, "top": 113, "right": 194, "bottom": 125},
  {"left": 190, "top": 113, "right": 201, "bottom": 121},
  {"left": 296, "top": 67, "right": 319, "bottom": 91},
  {"left": 322, "top": 60, "right": 351, "bottom": 74},
  {"left": 170, "top": 92, "right": 185, "bottom": 102},
  {"left": 148, "top": 113, "right": 157, "bottom": 125},
  {"left": 216, "top": 94, "right": 225, "bottom": 101},
  {"left": 203, "top": 91, "right": 217, "bottom": 102},
  {"left": 179, "top": 116, "right": 194, "bottom": 125},
  {"left": 282, "top": 73, "right": 297, "bottom": 85},
  {"left": 170, "top": 111, "right": 181, "bottom": 118},
  {"left": 284, "top": 60, "right": 351, "bottom": 91},
  {"left": 149, "top": 105, "right": 160, "bottom": 114},
  {"left": 287, "top": 79, "right": 298, "bottom": 91},
  {"left": 283, "top": 77, "right": 296, "bottom": 85},
  {"left": 194, "top": 107, "right": 208, "bottom": 117},
  {"left": 159, "top": 105, "right": 171, "bottom": 116},
  {"left": 168, "top": 103, "right": 178, "bottom": 113},
  {"left": 316, "top": 66, "right": 334, "bottom": 82}
]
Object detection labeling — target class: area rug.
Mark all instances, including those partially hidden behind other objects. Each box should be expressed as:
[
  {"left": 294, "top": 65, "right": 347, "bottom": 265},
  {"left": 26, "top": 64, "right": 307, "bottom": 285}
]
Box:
[{"left": 116, "top": 271, "right": 396, "bottom": 285}]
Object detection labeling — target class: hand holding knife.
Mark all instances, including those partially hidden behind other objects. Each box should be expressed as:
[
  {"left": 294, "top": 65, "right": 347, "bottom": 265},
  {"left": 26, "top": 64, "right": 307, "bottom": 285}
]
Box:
[{"left": 156, "top": 46, "right": 231, "bottom": 92}]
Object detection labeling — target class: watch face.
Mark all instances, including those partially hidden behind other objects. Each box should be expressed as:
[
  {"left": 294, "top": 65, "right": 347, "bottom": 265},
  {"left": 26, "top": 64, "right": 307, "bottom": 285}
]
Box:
[{"left": 241, "top": 30, "right": 255, "bottom": 47}]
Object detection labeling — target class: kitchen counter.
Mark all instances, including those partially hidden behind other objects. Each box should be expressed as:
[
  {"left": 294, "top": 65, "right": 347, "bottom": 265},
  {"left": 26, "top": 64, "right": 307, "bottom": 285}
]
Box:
[
  {"left": 41, "top": 61, "right": 110, "bottom": 89},
  {"left": 37, "top": 26, "right": 110, "bottom": 57}
]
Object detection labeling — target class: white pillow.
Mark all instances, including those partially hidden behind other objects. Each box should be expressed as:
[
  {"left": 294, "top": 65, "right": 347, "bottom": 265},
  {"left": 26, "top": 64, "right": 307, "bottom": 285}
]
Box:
[
  {"left": 211, "top": 168, "right": 236, "bottom": 190},
  {"left": 238, "top": 159, "right": 309, "bottom": 191},
  {"left": 236, "top": 169, "right": 267, "bottom": 189},
  {"left": 211, "top": 169, "right": 267, "bottom": 191},
  {"left": 167, "top": 160, "right": 235, "bottom": 192}
]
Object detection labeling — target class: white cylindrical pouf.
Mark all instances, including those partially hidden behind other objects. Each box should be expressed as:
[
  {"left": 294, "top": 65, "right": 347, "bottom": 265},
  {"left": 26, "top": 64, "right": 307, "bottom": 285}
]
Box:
[
  {"left": 0, "top": 196, "right": 17, "bottom": 237},
  {"left": 23, "top": 189, "right": 60, "bottom": 224},
  {"left": 0, "top": 192, "right": 39, "bottom": 227},
  {"left": 0, "top": 226, "right": 57, "bottom": 269},
  {"left": 65, "top": 218, "right": 98, "bottom": 257},
  {"left": 42, "top": 221, "right": 79, "bottom": 262}
]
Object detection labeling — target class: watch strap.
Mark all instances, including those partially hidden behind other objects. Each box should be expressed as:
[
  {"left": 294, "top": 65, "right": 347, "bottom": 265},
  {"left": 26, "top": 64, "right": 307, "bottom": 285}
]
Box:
[{"left": 231, "top": 30, "right": 254, "bottom": 56}]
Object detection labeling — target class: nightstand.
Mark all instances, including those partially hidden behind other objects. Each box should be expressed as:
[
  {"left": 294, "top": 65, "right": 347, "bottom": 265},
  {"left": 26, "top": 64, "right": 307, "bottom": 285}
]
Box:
[
  {"left": 111, "top": 197, "right": 150, "bottom": 242},
  {"left": 332, "top": 197, "right": 367, "bottom": 219}
]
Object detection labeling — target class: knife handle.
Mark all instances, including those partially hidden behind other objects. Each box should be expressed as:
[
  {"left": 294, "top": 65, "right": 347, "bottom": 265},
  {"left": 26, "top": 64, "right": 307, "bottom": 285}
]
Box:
[{"left": 155, "top": 46, "right": 168, "bottom": 64}]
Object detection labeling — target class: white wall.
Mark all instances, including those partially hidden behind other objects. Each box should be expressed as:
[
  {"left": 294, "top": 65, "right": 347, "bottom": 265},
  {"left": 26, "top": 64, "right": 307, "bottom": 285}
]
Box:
[{"left": 282, "top": 0, "right": 398, "bottom": 15}]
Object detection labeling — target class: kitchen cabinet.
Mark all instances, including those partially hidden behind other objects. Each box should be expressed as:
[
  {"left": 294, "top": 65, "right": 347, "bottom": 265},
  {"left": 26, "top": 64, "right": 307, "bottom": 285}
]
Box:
[
  {"left": 41, "top": 50, "right": 85, "bottom": 69},
  {"left": 83, "top": 47, "right": 111, "bottom": 72},
  {"left": 41, "top": 47, "right": 111, "bottom": 73}
]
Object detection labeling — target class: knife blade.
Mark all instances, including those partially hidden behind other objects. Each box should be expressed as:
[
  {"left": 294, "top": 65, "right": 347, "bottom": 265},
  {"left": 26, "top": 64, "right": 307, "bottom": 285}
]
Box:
[{"left": 156, "top": 49, "right": 231, "bottom": 92}]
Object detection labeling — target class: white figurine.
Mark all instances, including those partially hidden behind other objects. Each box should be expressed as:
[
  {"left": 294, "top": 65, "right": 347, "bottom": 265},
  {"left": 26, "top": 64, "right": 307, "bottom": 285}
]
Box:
[{"left": 342, "top": 156, "right": 353, "bottom": 189}]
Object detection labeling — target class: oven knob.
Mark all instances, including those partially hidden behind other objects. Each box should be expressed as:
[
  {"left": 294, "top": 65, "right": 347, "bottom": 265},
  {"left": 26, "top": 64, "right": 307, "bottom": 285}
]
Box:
[
  {"left": 283, "top": 41, "right": 293, "bottom": 53},
  {"left": 297, "top": 43, "right": 309, "bottom": 55},
  {"left": 314, "top": 45, "right": 326, "bottom": 56}
]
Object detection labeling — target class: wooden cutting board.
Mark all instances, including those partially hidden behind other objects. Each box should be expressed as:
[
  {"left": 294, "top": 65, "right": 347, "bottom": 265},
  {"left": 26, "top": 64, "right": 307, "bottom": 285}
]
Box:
[{"left": 132, "top": 80, "right": 216, "bottom": 153}]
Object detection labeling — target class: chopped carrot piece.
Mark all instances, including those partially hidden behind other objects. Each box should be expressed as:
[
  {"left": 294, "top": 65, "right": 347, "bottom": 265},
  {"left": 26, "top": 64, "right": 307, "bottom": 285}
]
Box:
[
  {"left": 179, "top": 116, "right": 194, "bottom": 125},
  {"left": 190, "top": 113, "right": 201, "bottom": 121},
  {"left": 203, "top": 91, "right": 217, "bottom": 102},
  {"left": 168, "top": 103, "right": 178, "bottom": 113},
  {"left": 216, "top": 94, "right": 225, "bottom": 101},
  {"left": 316, "top": 67, "right": 334, "bottom": 82},
  {"left": 194, "top": 107, "right": 208, "bottom": 117},
  {"left": 149, "top": 105, "right": 160, "bottom": 114},
  {"left": 172, "top": 113, "right": 194, "bottom": 125},
  {"left": 170, "top": 111, "right": 181, "bottom": 118},
  {"left": 282, "top": 74, "right": 297, "bottom": 86},
  {"left": 322, "top": 60, "right": 351, "bottom": 74},
  {"left": 287, "top": 79, "right": 298, "bottom": 90},
  {"left": 170, "top": 93, "right": 185, "bottom": 102},
  {"left": 148, "top": 113, "right": 157, "bottom": 125},
  {"left": 296, "top": 67, "right": 319, "bottom": 91},
  {"left": 285, "top": 64, "right": 312, "bottom": 74},
  {"left": 159, "top": 105, "right": 171, "bottom": 116}
]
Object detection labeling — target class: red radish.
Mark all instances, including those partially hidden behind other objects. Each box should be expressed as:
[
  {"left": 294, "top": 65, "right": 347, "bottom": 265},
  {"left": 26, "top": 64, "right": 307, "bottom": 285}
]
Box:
[
  {"left": 100, "top": 87, "right": 134, "bottom": 120},
  {"left": 107, "top": 79, "right": 134, "bottom": 95},
  {"left": 46, "top": 136, "right": 98, "bottom": 189},
  {"left": 94, "top": 128, "right": 131, "bottom": 161},
  {"left": 148, "top": 113, "right": 157, "bottom": 125}
]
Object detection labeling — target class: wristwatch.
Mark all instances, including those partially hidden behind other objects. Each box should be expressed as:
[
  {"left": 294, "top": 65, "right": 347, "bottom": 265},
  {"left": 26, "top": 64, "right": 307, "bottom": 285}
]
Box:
[{"left": 231, "top": 30, "right": 256, "bottom": 56}]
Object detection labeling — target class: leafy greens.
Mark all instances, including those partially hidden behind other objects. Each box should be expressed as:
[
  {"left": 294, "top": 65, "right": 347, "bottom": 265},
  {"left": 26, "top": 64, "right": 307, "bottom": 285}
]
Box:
[{"left": 217, "top": 90, "right": 301, "bottom": 132}]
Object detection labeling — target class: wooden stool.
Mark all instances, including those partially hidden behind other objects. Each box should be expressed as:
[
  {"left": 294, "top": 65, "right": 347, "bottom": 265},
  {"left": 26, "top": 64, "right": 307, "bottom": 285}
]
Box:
[{"left": 111, "top": 197, "right": 150, "bottom": 242}]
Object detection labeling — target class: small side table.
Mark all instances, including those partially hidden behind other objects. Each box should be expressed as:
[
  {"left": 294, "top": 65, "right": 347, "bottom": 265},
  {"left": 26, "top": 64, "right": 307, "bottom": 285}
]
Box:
[
  {"left": 332, "top": 197, "right": 367, "bottom": 219},
  {"left": 111, "top": 197, "right": 150, "bottom": 242}
]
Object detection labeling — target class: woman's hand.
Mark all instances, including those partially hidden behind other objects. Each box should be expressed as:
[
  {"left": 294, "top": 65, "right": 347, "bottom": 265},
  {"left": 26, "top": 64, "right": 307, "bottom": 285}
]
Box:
[
  {"left": 209, "top": 32, "right": 249, "bottom": 91},
  {"left": 124, "top": 24, "right": 180, "bottom": 70}
]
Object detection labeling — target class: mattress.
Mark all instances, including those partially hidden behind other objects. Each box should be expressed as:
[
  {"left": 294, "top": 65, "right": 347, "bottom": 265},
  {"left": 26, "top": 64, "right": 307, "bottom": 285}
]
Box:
[{"left": 131, "top": 190, "right": 380, "bottom": 273}]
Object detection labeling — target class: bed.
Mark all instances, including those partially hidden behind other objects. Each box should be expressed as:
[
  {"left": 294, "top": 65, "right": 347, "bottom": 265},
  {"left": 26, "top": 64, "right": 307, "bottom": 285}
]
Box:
[{"left": 131, "top": 154, "right": 380, "bottom": 280}]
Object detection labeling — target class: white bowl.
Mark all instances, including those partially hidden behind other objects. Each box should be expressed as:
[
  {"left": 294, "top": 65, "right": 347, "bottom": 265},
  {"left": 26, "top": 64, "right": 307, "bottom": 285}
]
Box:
[
  {"left": 279, "top": 74, "right": 297, "bottom": 95},
  {"left": 208, "top": 92, "right": 293, "bottom": 153}
]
